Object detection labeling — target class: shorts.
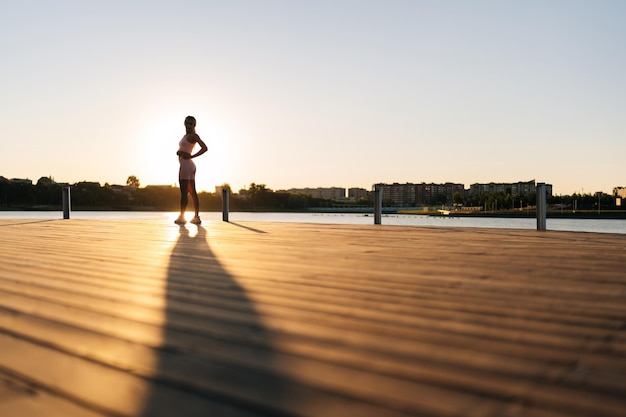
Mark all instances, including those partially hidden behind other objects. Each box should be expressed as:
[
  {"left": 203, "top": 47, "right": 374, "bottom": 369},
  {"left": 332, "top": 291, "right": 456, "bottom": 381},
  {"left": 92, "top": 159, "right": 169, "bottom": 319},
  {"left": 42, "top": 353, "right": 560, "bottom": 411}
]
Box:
[{"left": 178, "top": 157, "right": 196, "bottom": 180}]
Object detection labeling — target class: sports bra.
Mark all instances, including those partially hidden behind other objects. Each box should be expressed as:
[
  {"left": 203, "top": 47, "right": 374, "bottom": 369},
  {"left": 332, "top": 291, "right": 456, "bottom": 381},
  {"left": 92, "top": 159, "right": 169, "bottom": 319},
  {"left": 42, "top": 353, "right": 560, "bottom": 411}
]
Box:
[{"left": 178, "top": 135, "right": 195, "bottom": 154}]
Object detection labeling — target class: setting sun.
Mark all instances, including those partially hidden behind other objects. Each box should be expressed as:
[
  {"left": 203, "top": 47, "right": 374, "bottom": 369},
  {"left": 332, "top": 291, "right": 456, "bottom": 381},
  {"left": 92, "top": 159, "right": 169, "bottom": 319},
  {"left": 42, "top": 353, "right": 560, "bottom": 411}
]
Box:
[{"left": 131, "top": 103, "right": 240, "bottom": 193}]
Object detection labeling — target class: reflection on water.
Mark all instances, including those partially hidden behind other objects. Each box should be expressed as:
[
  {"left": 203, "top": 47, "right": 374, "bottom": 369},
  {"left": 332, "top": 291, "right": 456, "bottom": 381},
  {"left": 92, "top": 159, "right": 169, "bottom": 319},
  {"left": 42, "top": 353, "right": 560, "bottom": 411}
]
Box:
[{"left": 0, "top": 211, "right": 624, "bottom": 234}]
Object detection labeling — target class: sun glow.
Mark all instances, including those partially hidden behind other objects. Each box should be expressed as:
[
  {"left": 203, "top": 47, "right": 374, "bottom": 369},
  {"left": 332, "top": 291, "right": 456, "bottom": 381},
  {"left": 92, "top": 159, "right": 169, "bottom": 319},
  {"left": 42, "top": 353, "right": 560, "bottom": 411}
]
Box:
[{"left": 132, "top": 103, "right": 240, "bottom": 193}]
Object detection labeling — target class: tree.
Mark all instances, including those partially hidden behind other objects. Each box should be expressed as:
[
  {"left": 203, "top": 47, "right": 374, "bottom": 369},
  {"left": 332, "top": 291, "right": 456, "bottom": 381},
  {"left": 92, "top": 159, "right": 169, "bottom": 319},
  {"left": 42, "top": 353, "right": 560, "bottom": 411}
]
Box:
[
  {"left": 126, "top": 175, "right": 140, "bottom": 188},
  {"left": 452, "top": 192, "right": 464, "bottom": 206},
  {"left": 248, "top": 183, "right": 269, "bottom": 194},
  {"left": 430, "top": 194, "right": 447, "bottom": 206}
]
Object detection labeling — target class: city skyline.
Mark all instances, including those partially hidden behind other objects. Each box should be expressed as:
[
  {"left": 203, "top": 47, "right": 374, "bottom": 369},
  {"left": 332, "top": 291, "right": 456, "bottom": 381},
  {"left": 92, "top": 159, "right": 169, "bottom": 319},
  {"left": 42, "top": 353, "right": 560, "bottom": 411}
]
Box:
[
  {"left": 11, "top": 173, "right": 621, "bottom": 198},
  {"left": 2, "top": 1, "right": 625, "bottom": 196}
]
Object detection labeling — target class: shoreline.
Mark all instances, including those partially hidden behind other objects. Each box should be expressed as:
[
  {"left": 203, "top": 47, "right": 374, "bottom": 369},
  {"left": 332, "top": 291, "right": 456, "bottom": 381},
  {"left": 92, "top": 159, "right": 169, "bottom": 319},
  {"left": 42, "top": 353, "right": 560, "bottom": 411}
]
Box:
[{"left": 2, "top": 206, "right": 626, "bottom": 220}]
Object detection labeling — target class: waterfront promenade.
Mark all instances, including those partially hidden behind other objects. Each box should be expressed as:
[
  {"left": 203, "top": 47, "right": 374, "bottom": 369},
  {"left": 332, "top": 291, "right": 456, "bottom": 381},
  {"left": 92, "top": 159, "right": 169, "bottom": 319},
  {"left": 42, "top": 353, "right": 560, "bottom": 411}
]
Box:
[{"left": 0, "top": 219, "right": 625, "bottom": 417}]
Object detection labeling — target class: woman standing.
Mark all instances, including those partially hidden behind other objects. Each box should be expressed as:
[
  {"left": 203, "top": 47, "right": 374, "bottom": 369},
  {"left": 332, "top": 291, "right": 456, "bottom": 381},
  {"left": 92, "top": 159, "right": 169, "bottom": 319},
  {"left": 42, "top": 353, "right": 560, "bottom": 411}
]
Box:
[{"left": 175, "top": 115, "right": 208, "bottom": 225}]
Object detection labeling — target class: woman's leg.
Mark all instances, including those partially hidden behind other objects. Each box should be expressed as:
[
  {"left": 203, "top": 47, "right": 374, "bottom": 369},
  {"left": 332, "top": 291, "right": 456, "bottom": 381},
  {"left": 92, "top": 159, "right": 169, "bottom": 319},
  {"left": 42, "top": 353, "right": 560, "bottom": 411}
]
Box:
[
  {"left": 179, "top": 179, "right": 190, "bottom": 214},
  {"left": 188, "top": 180, "right": 200, "bottom": 216}
]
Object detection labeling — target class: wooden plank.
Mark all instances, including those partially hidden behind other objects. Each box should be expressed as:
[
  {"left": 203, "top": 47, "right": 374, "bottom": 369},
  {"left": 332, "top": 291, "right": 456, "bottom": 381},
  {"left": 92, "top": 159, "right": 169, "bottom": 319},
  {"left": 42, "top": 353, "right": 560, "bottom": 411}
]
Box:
[
  {"left": 0, "top": 369, "right": 107, "bottom": 417},
  {"left": 3, "top": 289, "right": 624, "bottom": 416},
  {"left": 0, "top": 219, "right": 625, "bottom": 417}
]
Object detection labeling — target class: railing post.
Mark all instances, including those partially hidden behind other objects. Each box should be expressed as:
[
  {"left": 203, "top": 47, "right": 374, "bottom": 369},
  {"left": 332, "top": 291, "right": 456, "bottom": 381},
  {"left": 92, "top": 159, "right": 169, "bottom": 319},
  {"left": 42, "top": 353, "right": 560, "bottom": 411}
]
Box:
[
  {"left": 62, "top": 186, "right": 71, "bottom": 219},
  {"left": 536, "top": 182, "right": 546, "bottom": 231},
  {"left": 374, "top": 186, "right": 382, "bottom": 225},
  {"left": 222, "top": 188, "right": 229, "bottom": 222}
]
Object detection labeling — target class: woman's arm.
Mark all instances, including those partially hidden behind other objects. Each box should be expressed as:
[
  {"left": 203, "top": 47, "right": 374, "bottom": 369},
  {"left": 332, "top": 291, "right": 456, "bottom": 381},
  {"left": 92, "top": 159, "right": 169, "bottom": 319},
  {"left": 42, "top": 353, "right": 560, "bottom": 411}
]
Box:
[{"left": 191, "top": 136, "right": 208, "bottom": 159}]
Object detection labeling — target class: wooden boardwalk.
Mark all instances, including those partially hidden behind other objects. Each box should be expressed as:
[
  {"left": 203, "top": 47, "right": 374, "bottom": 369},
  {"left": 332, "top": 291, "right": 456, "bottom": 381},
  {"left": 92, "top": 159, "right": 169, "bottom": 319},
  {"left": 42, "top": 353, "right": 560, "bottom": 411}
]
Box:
[{"left": 0, "top": 219, "right": 625, "bottom": 417}]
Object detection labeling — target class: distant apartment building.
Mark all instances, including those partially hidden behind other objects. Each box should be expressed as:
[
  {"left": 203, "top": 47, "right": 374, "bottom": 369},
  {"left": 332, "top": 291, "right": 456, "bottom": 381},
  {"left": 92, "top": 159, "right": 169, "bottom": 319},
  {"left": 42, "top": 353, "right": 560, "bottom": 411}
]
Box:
[
  {"left": 373, "top": 183, "right": 416, "bottom": 206},
  {"left": 286, "top": 180, "right": 556, "bottom": 207},
  {"left": 416, "top": 182, "right": 464, "bottom": 206},
  {"left": 373, "top": 182, "right": 464, "bottom": 206},
  {"left": 468, "top": 180, "right": 551, "bottom": 197},
  {"left": 287, "top": 187, "right": 346, "bottom": 200},
  {"left": 348, "top": 188, "right": 370, "bottom": 201},
  {"left": 373, "top": 180, "right": 551, "bottom": 206}
]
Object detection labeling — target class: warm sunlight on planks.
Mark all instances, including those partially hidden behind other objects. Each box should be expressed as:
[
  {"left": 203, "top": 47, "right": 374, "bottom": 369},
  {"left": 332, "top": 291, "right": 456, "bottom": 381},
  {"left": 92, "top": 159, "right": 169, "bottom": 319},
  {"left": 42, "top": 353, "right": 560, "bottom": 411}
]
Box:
[
  {"left": 0, "top": 220, "right": 177, "bottom": 416},
  {"left": 1, "top": 219, "right": 625, "bottom": 417}
]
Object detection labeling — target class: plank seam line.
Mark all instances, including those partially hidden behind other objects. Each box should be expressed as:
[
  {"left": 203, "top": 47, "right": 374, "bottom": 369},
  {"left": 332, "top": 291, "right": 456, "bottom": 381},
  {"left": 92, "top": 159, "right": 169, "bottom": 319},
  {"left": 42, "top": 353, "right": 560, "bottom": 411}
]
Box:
[
  {"left": 4, "top": 305, "right": 626, "bottom": 407},
  {"left": 2, "top": 285, "right": 623, "bottom": 362},
  {"left": 0, "top": 219, "right": 62, "bottom": 227},
  {"left": 0, "top": 364, "right": 127, "bottom": 417},
  {"left": 0, "top": 327, "right": 415, "bottom": 417}
]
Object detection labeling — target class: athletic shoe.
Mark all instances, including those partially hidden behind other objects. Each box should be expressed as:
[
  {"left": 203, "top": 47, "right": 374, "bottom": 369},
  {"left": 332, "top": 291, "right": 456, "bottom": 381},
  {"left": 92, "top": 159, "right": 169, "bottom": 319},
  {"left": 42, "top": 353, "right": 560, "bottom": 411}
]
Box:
[
  {"left": 190, "top": 215, "right": 202, "bottom": 225},
  {"left": 174, "top": 215, "right": 186, "bottom": 225}
]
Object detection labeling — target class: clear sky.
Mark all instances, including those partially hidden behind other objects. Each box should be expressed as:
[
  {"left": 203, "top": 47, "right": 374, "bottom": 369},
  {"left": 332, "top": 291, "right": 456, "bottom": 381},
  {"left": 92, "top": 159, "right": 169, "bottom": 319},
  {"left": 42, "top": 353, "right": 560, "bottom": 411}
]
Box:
[{"left": 1, "top": 1, "right": 624, "bottom": 195}]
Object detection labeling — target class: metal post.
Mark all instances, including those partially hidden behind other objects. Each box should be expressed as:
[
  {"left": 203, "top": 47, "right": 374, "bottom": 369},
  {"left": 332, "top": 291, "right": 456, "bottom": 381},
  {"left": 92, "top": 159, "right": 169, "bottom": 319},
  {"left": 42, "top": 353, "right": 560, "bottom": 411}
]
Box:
[
  {"left": 62, "top": 186, "right": 71, "bottom": 219},
  {"left": 374, "top": 186, "right": 382, "bottom": 225},
  {"left": 536, "top": 182, "right": 546, "bottom": 231},
  {"left": 222, "top": 187, "right": 229, "bottom": 222}
]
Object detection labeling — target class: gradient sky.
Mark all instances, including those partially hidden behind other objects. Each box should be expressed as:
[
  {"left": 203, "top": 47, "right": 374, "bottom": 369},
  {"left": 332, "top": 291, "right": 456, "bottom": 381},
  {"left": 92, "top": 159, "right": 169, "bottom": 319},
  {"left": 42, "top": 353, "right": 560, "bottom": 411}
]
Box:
[{"left": 1, "top": 1, "right": 624, "bottom": 195}]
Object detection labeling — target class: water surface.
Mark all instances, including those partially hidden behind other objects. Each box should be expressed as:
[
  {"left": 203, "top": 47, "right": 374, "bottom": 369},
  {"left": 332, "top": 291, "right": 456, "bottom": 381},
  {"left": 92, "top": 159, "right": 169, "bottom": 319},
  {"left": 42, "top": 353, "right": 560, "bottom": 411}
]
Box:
[{"left": 1, "top": 211, "right": 625, "bottom": 234}]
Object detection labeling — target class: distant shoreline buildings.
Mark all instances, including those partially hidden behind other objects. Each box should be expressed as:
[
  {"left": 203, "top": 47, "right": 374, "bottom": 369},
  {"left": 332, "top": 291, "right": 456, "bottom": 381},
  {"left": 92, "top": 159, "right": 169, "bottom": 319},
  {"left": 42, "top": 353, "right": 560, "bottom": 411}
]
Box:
[
  {"left": 614, "top": 187, "right": 626, "bottom": 199},
  {"left": 288, "top": 180, "right": 553, "bottom": 206},
  {"left": 5, "top": 176, "right": 625, "bottom": 208},
  {"left": 284, "top": 187, "right": 347, "bottom": 201}
]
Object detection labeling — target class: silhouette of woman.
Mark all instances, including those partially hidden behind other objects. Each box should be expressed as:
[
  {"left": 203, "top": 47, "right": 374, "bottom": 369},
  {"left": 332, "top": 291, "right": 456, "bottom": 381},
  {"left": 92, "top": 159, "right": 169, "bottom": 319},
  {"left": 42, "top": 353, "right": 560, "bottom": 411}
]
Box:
[{"left": 175, "top": 115, "right": 207, "bottom": 225}]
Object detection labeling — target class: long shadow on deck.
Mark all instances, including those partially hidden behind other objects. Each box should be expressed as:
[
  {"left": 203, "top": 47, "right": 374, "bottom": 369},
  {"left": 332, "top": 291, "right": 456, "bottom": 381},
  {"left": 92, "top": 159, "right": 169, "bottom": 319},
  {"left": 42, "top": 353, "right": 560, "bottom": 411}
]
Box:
[{"left": 140, "top": 224, "right": 286, "bottom": 417}]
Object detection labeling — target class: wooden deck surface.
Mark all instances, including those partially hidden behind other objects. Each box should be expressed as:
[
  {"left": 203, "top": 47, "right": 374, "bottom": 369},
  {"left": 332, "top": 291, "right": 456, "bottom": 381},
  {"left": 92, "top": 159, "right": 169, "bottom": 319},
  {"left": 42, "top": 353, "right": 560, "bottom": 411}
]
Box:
[{"left": 0, "top": 218, "right": 625, "bottom": 417}]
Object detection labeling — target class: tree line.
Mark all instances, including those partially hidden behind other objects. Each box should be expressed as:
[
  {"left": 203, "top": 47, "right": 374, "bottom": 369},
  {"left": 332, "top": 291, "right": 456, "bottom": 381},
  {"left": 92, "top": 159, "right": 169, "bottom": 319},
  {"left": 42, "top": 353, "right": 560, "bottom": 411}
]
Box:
[
  {"left": 0, "top": 177, "right": 349, "bottom": 211},
  {"left": 1, "top": 176, "right": 620, "bottom": 212},
  {"left": 453, "top": 190, "right": 619, "bottom": 211}
]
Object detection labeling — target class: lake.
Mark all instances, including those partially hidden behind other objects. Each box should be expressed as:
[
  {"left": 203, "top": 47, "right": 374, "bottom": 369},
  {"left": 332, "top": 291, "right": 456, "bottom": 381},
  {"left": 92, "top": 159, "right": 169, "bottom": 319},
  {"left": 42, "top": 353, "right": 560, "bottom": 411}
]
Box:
[{"left": 1, "top": 211, "right": 625, "bottom": 234}]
